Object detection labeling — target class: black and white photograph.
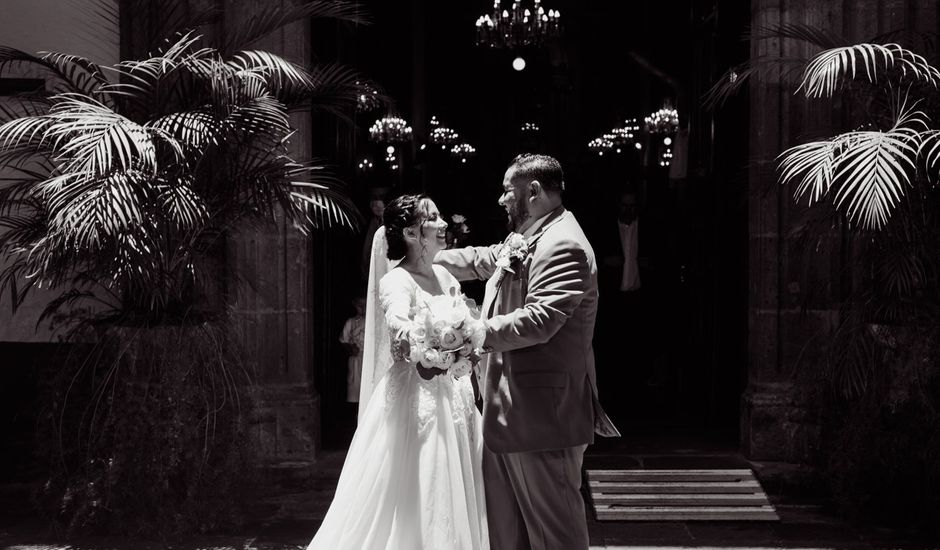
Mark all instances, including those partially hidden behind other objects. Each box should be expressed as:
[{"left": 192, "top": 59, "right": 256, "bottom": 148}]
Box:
[{"left": 1, "top": 1, "right": 940, "bottom": 549}]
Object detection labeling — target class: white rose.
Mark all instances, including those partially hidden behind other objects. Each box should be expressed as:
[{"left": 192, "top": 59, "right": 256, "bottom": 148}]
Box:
[
  {"left": 409, "top": 342, "right": 424, "bottom": 364},
  {"left": 440, "top": 327, "right": 460, "bottom": 348},
  {"left": 410, "top": 325, "right": 427, "bottom": 343},
  {"left": 507, "top": 233, "right": 526, "bottom": 248},
  {"left": 422, "top": 348, "right": 442, "bottom": 367}
]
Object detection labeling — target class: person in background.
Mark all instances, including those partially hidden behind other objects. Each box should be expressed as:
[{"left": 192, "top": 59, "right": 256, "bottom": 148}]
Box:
[
  {"left": 616, "top": 189, "right": 641, "bottom": 292},
  {"left": 339, "top": 296, "right": 366, "bottom": 405}
]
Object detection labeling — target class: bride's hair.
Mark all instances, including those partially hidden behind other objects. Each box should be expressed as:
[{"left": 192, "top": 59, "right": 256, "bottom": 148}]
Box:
[{"left": 383, "top": 193, "right": 429, "bottom": 260}]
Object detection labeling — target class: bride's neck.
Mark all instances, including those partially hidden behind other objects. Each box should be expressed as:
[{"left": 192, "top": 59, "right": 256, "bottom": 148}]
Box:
[{"left": 400, "top": 253, "right": 434, "bottom": 277}]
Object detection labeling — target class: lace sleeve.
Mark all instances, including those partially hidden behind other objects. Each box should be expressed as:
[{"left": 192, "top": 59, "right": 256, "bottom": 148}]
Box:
[{"left": 379, "top": 269, "right": 414, "bottom": 339}]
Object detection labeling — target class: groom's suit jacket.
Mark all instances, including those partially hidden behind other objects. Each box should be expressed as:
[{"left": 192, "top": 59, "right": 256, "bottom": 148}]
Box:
[{"left": 437, "top": 207, "right": 619, "bottom": 453}]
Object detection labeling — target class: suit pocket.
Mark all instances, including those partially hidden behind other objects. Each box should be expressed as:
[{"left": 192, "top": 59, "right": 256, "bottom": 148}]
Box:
[{"left": 515, "top": 371, "right": 568, "bottom": 388}]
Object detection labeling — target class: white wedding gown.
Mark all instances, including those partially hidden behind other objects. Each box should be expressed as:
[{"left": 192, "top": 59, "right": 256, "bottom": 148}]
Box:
[{"left": 307, "top": 265, "right": 489, "bottom": 550}]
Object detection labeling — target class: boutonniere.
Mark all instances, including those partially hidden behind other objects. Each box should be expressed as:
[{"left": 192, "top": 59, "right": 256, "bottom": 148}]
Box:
[{"left": 494, "top": 233, "right": 529, "bottom": 285}]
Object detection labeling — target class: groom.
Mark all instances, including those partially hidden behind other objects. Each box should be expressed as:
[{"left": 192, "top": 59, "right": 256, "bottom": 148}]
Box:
[{"left": 437, "top": 154, "right": 619, "bottom": 550}]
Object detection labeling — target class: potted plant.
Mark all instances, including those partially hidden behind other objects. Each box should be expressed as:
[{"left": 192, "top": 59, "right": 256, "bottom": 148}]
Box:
[
  {"left": 710, "top": 29, "right": 940, "bottom": 530},
  {"left": 0, "top": 0, "right": 379, "bottom": 535}
]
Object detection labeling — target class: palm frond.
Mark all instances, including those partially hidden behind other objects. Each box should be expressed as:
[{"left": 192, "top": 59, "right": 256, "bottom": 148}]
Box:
[
  {"left": 287, "top": 63, "right": 368, "bottom": 120},
  {"left": 126, "top": 0, "right": 221, "bottom": 52},
  {"left": 876, "top": 246, "right": 925, "bottom": 297},
  {"left": 0, "top": 46, "right": 102, "bottom": 96},
  {"left": 0, "top": 165, "right": 51, "bottom": 216},
  {"left": 106, "top": 31, "right": 213, "bottom": 103},
  {"left": 0, "top": 115, "right": 54, "bottom": 151},
  {"left": 46, "top": 94, "right": 158, "bottom": 176},
  {"left": 288, "top": 165, "right": 360, "bottom": 231},
  {"left": 223, "top": 0, "right": 369, "bottom": 55},
  {"left": 158, "top": 176, "right": 208, "bottom": 231},
  {"left": 751, "top": 23, "right": 847, "bottom": 49},
  {"left": 49, "top": 171, "right": 150, "bottom": 249},
  {"left": 921, "top": 129, "right": 940, "bottom": 172},
  {"left": 703, "top": 57, "right": 808, "bottom": 109},
  {"left": 149, "top": 110, "right": 226, "bottom": 151},
  {"left": 0, "top": 96, "right": 51, "bottom": 122},
  {"left": 36, "top": 288, "right": 101, "bottom": 330},
  {"left": 0, "top": 16, "right": 366, "bottom": 321},
  {"left": 226, "top": 95, "right": 291, "bottom": 137},
  {"left": 778, "top": 137, "right": 840, "bottom": 205},
  {"left": 831, "top": 125, "right": 920, "bottom": 229},
  {"left": 228, "top": 50, "right": 315, "bottom": 96},
  {"left": 780, "top": 105, "right": 925, "bottom": 230},
  {"left": 38, "top": 51, "right": 111, "bottom": 95},
  {"left": 798, "top": 43, "right": 940, "bottom": 98},
  {"left": 0, "top": 261, "right": 33, "bottom": 314}
]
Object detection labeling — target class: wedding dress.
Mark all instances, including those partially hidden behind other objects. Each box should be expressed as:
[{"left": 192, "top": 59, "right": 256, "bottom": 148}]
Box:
[{"left": 307, "top": 228, "right": 488, "bottom": 550}]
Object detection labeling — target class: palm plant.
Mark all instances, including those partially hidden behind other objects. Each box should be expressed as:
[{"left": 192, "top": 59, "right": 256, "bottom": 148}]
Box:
[
  {"left": 0, "top": 1, "right": 387, "bottom": 534},
  {"left": 709, "top": 30, "right": 940, "bottom": 528},
  {"left": 0, "top": 1, "right": 377, "bottom": 327},
  {"left": 777, "top": 43, "right": 940, "bottom": 230}
]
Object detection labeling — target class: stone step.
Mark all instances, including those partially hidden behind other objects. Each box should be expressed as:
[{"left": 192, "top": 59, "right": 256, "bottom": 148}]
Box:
[
  {"left": 589, "top": 480, "right": 762, "bottom": 494},
  {"left": 592, "top": 493, "right": 770, "bottom": 506},
  {"left": 586, "top": 469, "right": 779, "bottom": 522},
  {"left": 593, "top": 505, "right": 780, "bottom": 521},
  {"left": 587, "top": 469, "right": 753, "bottom": 482}
]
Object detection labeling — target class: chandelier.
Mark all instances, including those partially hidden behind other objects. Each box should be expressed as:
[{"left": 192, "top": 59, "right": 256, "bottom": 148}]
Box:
[
  {"left": 450, "top": 143, "right": 477, "bottom": 163},
  {"left": 587, "top": 136, "right": 614, "bottom": 156},
  {"left": 369, "top": 116, "right": 413, "bottom": 144},
  {"left": 355, "top": 81, "right": 381, "bottom": 113},
  {"left": 428, "top": 116, "right": 460, "bottom": 150},
  {"left": 644, "top": 108, "right": 679, "bottom": 134},
  {"left": 588, "top": 118, "right": 645, "bottom": 157},
  {"left": 475, "top": 0, "right": 561, "bottom": 49}
]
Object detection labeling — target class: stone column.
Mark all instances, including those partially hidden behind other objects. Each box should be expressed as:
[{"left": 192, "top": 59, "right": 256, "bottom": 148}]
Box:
[
  {"left": 743, "top": 0, "right": 937, "bottom": 462},
  {"left": 224, "top": 0, "right": 320, "bottom": 471}
]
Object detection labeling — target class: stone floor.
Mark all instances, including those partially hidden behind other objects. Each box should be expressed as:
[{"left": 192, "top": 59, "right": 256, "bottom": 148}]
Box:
[{"left": 1, "top": 445, "right": 937, "bottom": 550}]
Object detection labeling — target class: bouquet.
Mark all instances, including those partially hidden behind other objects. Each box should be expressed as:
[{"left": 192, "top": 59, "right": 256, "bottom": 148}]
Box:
[{"left": 401, "top": 292, "right": 486, "bottom": 378}]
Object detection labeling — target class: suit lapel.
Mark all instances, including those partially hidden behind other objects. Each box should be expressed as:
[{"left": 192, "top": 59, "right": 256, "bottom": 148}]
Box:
[
  {"left": 484, "top": 209, "right": 570, "bottom": 320},
  {"left": 481, "top": 234, "right": 512, "bottom": 319}
]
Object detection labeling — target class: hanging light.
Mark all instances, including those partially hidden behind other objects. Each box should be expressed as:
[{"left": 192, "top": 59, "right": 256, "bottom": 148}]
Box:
[
  {"left": 355, "top": 81, "right": 381, "bottom": 113},
  {"left": 644, "top": 107, "right": 679, "bottom": 134},
  {"left": 588, "top": 136, "right": 614, "bottom": 156},
  {"left": 475, "top": 0, "right": 562, "bottom": 49},
  {"left": 450, "top": 143, "right": 477, "bottom": 163},
  {"left": 369, "top": 116, "right": 413, "bottom": 144}
]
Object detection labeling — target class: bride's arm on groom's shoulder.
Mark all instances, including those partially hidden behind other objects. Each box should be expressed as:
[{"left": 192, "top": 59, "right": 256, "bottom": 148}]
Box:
[
  {"left": 434, "top": 245, "right": 500, "bottom": 281},
  {"left": 484, "top": 239, "right": 589, "bottom": 353}
]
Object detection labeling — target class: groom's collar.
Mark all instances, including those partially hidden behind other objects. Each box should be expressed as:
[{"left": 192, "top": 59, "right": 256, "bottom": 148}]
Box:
[{"left": 521, "top": 205, "right": 567, "bottom": 245}]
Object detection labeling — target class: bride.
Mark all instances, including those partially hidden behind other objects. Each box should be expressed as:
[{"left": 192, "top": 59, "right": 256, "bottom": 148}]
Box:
[{"left": 307, "top": 194, "right": 489, "bottom": 550}]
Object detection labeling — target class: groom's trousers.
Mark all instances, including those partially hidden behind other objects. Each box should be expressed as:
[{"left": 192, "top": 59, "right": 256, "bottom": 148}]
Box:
[{"left": 483, "top": 443, "right": 589, "bottom": 550}]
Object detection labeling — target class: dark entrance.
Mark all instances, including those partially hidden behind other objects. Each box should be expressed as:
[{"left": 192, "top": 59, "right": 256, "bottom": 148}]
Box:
[{"left": 312, "top": 0, "right": 751, "bottom": 450}]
